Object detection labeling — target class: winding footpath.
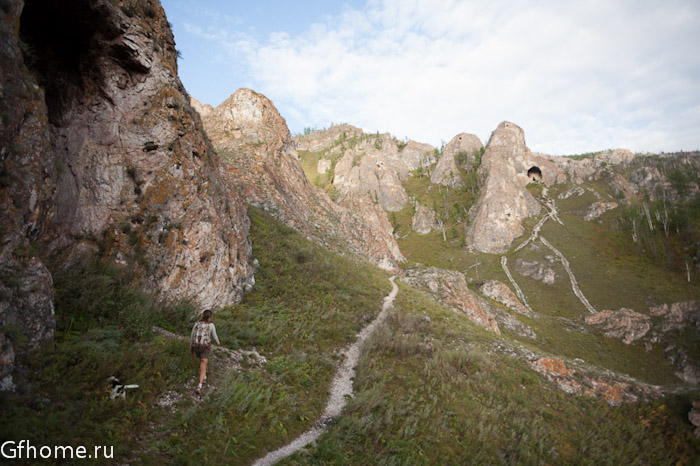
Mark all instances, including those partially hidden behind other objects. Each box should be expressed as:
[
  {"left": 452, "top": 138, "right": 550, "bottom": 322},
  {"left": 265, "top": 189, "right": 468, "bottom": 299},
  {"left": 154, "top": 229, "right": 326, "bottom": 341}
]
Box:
[
  {"left": 539, "top": 236, "right": 597, "bottom": 314},
  {"left": 500, "top": 256, "right": 534, "bottom": 314},
  {"left": 252, "top": 276, "right": 399, "bottom": 466}
]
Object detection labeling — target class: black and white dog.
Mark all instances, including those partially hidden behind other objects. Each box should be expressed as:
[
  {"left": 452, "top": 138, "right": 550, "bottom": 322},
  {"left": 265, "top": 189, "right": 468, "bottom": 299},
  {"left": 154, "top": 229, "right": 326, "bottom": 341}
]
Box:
[{"left": 107, "top": 376, "right": 139, "bottom": 400}]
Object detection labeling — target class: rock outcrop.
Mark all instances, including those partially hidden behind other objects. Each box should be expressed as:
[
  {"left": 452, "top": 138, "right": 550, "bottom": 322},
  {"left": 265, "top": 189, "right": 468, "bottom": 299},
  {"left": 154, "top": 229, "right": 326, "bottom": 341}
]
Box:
[
  {"left": 583, "top": 201, "right": 618, "bottom": 221},
  {"left": 412, "top": 205, "right": 437, "bottom": 235},
  {"left": 1, "top": 0, "right": 255, "bottom": 389},
  {"left": 197, "top": 89, "right": 404, "bottom": 269},
  {"left": 401, "top": 268, "right": 500, "bottom": 334},
  {"left": 649, "top": 301, "right": 700, "bottom": 332},
  {"left": 584, "top": 309, "right": 651, "bottom": 344},
  {"left": 477, "top": 280, "right": 533, "bottom": 317},
  {"left": 514, "top": 259, "right": 557, "bottom": 285},
  {"left": 293, "top": 126, "right": 436, "bottom": 213},
  {"left": 467, "top": 122, "right": 564, "bottom": 253},
  {"left": 529, "top": 357, "right": 662, "bottom": 406},
  {"left": 430, "top": 133, "right": 482, "bottom": 187}
]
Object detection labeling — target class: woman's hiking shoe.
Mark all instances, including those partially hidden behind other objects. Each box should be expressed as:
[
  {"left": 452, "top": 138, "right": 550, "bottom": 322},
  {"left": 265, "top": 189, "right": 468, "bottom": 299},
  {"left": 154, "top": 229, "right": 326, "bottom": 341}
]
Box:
[{"left": 196, "top": 383, "right": 202, "bottom": 395}]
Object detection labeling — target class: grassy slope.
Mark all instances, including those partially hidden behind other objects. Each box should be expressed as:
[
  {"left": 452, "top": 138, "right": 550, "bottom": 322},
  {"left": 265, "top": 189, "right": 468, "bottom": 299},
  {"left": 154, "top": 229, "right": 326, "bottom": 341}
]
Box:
[
  {"left": 286, "top": 284, "right": 700, "bottom": 465},
  {"left": 0, "top": 208, "right": 391, "bottom": 464}
]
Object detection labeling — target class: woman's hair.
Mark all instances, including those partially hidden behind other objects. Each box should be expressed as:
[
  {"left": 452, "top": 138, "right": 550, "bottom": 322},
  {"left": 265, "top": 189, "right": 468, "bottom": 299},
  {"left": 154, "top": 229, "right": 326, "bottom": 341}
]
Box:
[{"left": 200, "top": 309, "right": 213, "bottom": 322}]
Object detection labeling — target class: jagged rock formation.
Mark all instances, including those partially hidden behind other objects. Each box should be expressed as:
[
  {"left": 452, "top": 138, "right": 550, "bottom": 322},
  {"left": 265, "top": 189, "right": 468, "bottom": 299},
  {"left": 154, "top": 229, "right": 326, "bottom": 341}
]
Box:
[
  {"left": 467, "top": 122, "right": 563, "bottom": 253},
  {"left": 514, "top": 259, "right": 557, "bottom": 285},
  {"left": 197, "top": 90, "right": 404, "bottom": 269},
  {"left": 430, "top": 133, "right": 482, "bottom": 187},
  {"left": 293, "top": 125, "right": 436, "bottom": 213},
  {"left": 584, "top": 309, "right": 651, "bottom": 344},
  {"left": 1, "top": 0, "right": 255, "bottom": 389},
  {"left": 411, "top": 205, "right": 437, "bottom": 235}
]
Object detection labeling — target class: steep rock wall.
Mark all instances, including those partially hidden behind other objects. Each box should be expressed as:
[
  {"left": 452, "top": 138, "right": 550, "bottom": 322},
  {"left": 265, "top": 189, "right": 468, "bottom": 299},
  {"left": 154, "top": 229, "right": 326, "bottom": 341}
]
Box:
[{"left": 0, "top": 0, "right": 254, "bottom": 388}]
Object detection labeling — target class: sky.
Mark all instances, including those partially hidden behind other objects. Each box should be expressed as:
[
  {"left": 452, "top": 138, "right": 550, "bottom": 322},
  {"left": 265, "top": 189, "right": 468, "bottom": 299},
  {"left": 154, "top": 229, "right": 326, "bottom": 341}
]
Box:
[{"left": 161, "top": 0, "right": 700, "bottom": 155}]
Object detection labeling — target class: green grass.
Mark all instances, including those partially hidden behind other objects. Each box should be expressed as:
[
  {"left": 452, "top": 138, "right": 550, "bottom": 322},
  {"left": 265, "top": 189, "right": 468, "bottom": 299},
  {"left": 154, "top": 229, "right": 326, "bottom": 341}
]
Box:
[
  {"left": 0, "top": 208, "right": 392, "bottom": 464},
  {"left": 284, "top": 284, "right": 700, "bottom": 464},
  {"left": 139, "top": 207, "right": 393, "bottom": 464}
]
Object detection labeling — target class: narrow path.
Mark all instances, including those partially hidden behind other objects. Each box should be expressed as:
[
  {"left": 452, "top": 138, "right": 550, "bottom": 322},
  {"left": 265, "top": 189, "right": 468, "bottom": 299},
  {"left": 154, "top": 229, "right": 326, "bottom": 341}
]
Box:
[
  {"left": 500, "top": 256, "right": 534, "bottom": 314},
  {"left": 539, "top": 236, "right": 597, "bottom": 314},
  {"left": 252, "top": 276, "right": 399, "bottom": 466}
]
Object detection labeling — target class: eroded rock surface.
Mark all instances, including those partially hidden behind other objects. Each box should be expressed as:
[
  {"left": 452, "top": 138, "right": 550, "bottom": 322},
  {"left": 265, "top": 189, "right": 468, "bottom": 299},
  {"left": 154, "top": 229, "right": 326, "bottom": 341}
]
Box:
[
  {"left": 1, "top": 0, "right": 256, "bottom": 389},
  {"left": 412, "top": 205, "right": 437, "bottom": 235},
  {"left": 529, "top": 357, "right": 662, "bottom": 406},
  {"left": 468, "top": 122, "right": 564, "bottom": 253},
  {"left": 430, "top": 133, "right": 482, "bottom": 187},
  {"left": 584, "top": 308, "right": 651, "bottom": 344},
  {"left": 514, "top": 259, "right": 556, "bottom": 284},
  {"left": 583, "top": 201, "right": 618, "bottom": 221},
  {"left": 402, "top": 268, "right": 500, "bottom": 334},
  {"left": 198, "top": 90, "right": 404, "bottom": 270},
  {"left": 477, "top": 280, "right": 533, "bottom": 316}
]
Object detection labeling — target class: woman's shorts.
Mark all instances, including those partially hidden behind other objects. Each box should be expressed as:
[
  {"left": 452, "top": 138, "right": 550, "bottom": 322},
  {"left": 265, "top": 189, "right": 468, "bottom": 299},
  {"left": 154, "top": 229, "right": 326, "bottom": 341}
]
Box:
[{"left": 194, "top": 346, "right": 211, "bottom": 360}]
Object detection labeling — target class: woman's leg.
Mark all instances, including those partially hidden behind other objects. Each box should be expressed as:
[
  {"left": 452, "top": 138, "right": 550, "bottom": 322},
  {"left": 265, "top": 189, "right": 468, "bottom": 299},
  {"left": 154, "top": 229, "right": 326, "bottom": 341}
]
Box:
[{"left": 199, "top": 358, "right": 208, "bottom": 386}]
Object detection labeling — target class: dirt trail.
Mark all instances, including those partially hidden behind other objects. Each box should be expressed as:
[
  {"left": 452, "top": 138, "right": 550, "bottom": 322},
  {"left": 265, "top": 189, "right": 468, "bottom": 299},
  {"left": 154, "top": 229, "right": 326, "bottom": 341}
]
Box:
[
  {"left": 500, "top": 256, "right": 534, "bottom": 314},
  {"left": 539, "top": 236, "right": 597, "bottom": 314},
  {"left": 252, "top": 276, "right": 399, "bottom": 466}
]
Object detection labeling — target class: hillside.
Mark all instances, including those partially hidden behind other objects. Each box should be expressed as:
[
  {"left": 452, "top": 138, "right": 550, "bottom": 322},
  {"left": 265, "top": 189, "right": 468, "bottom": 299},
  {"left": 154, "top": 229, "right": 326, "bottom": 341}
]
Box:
[{"left": 1, "top": 0, "right": 699, "bottom": 464}]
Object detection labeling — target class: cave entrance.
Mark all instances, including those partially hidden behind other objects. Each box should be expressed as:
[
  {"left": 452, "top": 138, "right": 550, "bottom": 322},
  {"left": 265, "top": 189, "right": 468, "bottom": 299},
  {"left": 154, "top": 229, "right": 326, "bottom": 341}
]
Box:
[
  {"left": 19, "top": 0, "right": 116, "bottom": 124},
  {"left": 527, "top": 166, "right": 542, "bottom": 182}
]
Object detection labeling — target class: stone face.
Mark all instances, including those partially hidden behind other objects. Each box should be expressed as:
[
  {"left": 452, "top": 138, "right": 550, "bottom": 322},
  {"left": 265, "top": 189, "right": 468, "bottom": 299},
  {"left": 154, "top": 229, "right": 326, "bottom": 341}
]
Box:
[
  {"left": 585, "top": 308, "right": 651, "bottom": 344},
  {"left": 430, "top": 133, "right": 483, "bottom": 187},
  {"left": 412, "top": 205, "right": 437, "bottom": 235},
  {"left": 468, "top": 122, "right": 566, "bottom": 253},
  {"left": 478, "top": 280, "right": 532, "bottom": 316},
  {"left": 583, "top": 201, "right": 618, "bottom": 221},
  {"left": 1, "top": 0, "right": 256, "bottom": 389},
  {"left": 514, "top": 259, "right": 556, "bottom": 285},
  {"left": 198, "top": 89, "right": 404, "bottom": 270},
  {"left": 401, "top": 267, "right": 501, "bottom": 334}
]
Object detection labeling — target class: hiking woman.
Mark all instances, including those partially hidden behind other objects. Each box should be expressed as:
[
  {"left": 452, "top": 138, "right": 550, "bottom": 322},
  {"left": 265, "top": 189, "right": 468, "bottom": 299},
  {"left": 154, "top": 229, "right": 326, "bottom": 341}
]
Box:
[{"left": 189, "top": 309, "right": 220, "bottom": 394}]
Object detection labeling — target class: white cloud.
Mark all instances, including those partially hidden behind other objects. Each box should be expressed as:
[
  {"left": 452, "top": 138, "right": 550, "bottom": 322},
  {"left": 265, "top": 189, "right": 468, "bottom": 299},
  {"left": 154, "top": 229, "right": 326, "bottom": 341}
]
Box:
[{"left": 189, "top": 0, "right": 700, "bottom": 154}]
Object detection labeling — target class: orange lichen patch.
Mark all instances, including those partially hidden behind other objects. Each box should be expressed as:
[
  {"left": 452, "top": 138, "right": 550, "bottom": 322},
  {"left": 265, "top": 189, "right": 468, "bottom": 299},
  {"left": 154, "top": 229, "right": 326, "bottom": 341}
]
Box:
[
  {"left": 533, "top": 357, "right": 574, "bottom": 377},
  {"left": 584, "top": 379, "right": 630, "bottom": 405}
]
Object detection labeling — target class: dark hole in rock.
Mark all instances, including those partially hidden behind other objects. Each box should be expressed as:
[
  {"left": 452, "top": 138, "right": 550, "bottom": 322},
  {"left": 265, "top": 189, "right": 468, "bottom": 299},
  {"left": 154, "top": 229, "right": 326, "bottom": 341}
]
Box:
[
  {"left": 527, "top": 166, "right": 542, "bottom": 181},
  {"left": 19, "top": 0, "right": 120, "bottom": 125}
]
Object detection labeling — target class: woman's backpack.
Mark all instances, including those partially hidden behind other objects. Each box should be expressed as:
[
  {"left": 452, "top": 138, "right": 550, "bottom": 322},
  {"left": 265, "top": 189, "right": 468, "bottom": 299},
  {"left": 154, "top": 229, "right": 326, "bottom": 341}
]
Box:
[{"left": 191, "top": 322, "right": 212, "bottom": 352}]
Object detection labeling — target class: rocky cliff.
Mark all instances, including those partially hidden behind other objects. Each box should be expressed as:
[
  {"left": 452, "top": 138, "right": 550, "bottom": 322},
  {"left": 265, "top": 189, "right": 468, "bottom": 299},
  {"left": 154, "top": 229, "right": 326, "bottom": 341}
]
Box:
[
  {"left": 0, "top": 0, "right": 254, "bottom": 389},
  {"left": 467, "top": 122, "right": 560, "bottom": 253},
  {"left": 197, "top": 89, "right": 404, "bottom": 269}
]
